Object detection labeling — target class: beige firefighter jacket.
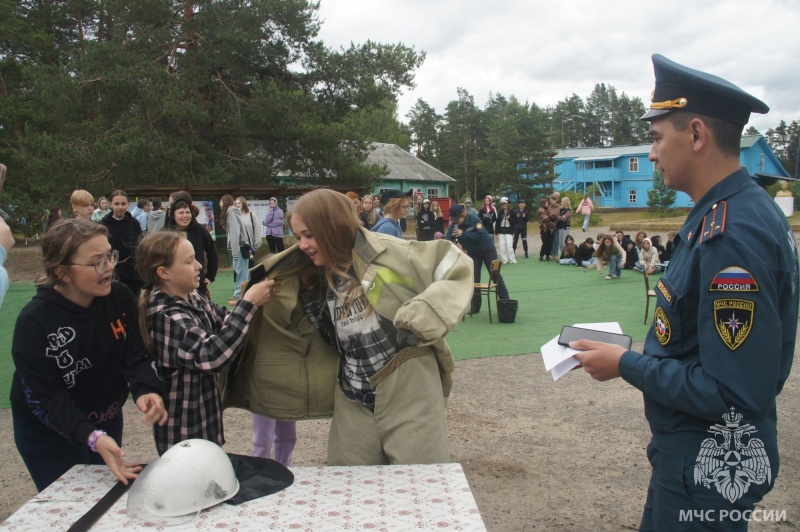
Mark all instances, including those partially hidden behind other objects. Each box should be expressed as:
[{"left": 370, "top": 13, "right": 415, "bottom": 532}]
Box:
[{"left": 222, "top": 228, "right": 474, "bottom": 420}]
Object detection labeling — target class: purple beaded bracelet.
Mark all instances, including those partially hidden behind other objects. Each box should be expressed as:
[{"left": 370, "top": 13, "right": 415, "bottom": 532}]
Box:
[{"left": 88, "top": 429, "right": 107, "bottom": 453}]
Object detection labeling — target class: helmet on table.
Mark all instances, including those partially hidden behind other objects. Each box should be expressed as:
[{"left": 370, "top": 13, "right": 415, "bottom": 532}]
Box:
[{"left": 127, "top": 439, "right": 239, "bottom": 525}]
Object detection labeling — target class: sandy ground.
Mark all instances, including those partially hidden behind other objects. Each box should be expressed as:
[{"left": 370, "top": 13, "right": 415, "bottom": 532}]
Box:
[
  {"left": 2, "top": 232, "right": 799, "bottom": 530},
  {"left": 1, "top": 352, "right": 798, "bottom": 530}
]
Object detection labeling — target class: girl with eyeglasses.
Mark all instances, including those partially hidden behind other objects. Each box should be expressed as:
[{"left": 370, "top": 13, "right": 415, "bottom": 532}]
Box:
[{"left": 10, "top": 219, "right": 167, "bottom": 492}]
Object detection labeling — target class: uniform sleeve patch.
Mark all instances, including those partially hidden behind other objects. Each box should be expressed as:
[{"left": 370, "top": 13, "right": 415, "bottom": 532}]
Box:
[
  {"left": 475, "top": 223, "right": 483, "bottom": 230},
  {"left": 654, "top": 307, "right": 671, "bottom": 346},
  {"left": 655, "top": 279, "right": 674, "bottom": 306},
  {"left": 713, "top": 299, "right": 754, "bottom": 350},
  {"left": 709, "top": 267, "right": 759, "bottom": 292}
]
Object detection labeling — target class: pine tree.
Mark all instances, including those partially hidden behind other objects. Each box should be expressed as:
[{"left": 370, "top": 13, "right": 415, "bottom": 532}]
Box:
[{"left": 647, "top": 170, "right": 677, "bottom": 211}]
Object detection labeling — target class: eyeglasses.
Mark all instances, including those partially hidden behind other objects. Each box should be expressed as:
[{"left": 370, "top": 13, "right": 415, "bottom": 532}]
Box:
[{"left": 67, "top": 250, "right": 119, "bottom": 274}]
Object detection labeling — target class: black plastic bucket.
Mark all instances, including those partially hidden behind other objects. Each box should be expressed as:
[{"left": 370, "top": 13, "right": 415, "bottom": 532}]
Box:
[{"left": 497, "top": 299, "right": 518, "bottom": 323}]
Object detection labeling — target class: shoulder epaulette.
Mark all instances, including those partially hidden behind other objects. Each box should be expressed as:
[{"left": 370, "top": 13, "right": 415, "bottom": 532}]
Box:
[{"left": 698, "top": 200, "right": 727, "bottom": 244}]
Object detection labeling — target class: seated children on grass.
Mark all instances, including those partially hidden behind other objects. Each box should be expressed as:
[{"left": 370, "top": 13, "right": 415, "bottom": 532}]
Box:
[
  {"left": 650, "top": 235, "right": 666, "bottom": 262},
  {"left": 558, "top": 235, "right": 577, "bottom": 265},
  {"left": 634, "top": 237, "right": 661, "bottom": 275},
  {"left": 662, "top": 231, "right": 676, "bottom": 262},
  {"left": 574, "top": 238, "right": 596, "bottom": 268},
  {"left": 623, "top": 240, "right": 638, "bottom": 270}
]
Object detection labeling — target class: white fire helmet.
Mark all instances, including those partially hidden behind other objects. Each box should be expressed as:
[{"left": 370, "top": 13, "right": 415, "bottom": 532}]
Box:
[{"left": 127, "top": 439, "right": 239, "bottom": 526}]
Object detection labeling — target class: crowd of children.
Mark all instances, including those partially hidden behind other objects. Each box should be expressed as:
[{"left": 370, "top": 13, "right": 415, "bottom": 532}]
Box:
[
  {"left": 557, "top": 228, "right": 674, "bottom": 280},
  {"left": 9, "top": 188, "right": 475, "bottom": 493}
]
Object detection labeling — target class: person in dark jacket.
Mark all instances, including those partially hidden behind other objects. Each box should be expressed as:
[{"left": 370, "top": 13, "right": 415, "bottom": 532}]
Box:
[
  {"left": 574, "top": 237, "right": 596, "bottom": 268},
  {"left": 165, "top": 191, "right": 219, "bottom": 299},
  {"left": 102, "top": 190, "right": 144, "bottom": 294},
  {"left": 512, "top": 199, "right": 530, "bottom": 258},
  {"left": 10, "top": 219, "right": 166, "bottom": 491},
  {"left": 446, "top": 204, "right": 510, "bottom": 315},
  {"left": 661, "top": 231, "right": 676, "bottom": 262},
  {"left": 623, "top": 239, "right": 638, "bottom": 270},
  {"left": 537, "top": 198, "right": 554, "bottom": 261},
  {"left": 479, "top": 195, "right": 497, "bottom": 236},
  {"left": 46, "top": 206, "right": 62, "bottom": 232}
]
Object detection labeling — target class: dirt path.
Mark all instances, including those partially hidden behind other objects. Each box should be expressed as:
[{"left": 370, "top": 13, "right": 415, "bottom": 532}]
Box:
[{"left": 1, "top": 348, "right": 798, "bottom": 530}]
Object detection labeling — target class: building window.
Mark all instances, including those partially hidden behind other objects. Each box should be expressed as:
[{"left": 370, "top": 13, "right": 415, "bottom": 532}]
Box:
[
  {"left": 760, "top": 153, "right": 765, "bottom": 172},
  {"left": 629, "top": 189, "right": 637, "bottom": 204},
  {"left": 629, "top": 157, "right": 639, "bottom": 172},
  {"left": 575, "top": 162, "right": 583, "bottom": 170},
  {"left": 427, "top": 188, "right": 439, "bottom": 198}
]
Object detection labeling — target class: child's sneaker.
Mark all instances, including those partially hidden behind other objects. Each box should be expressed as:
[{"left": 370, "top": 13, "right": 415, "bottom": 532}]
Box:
[{"left": 605, "top": 275, "right": 612, "bottom": 280}]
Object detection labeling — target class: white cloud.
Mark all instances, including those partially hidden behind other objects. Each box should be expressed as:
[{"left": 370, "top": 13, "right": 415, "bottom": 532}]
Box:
[{"left": 316, "top": 0, "right": 800, "bottom": 133}]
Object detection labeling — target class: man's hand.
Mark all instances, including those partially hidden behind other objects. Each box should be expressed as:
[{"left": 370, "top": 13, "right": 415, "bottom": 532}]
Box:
[{"left": 572, "top": 340, "right": 627, "bottom": 381}]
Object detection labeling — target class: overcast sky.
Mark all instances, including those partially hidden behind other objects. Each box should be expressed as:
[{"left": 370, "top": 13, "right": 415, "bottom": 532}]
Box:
[{"left": 316, "top": 0, "right": 800, "bottom": 134}]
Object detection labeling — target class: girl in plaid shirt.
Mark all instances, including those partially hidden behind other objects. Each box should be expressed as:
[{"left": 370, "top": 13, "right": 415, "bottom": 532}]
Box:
[{"left": 136, "top": 231, "right": 275, "bottom": 455}]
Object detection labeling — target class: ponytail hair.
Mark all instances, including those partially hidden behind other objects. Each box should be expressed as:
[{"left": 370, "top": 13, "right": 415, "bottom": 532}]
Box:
[{"left": 136, "top": 231, "right": 185, "bottom": 355}]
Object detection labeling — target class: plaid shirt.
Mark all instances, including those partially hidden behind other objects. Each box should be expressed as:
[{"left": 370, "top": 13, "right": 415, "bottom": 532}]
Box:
[
  {"left": 147, "top": 290, "right": 256, "bottom": 455},
  {"left": 302, "top": 279, "right": 406, "bottom": 408}
]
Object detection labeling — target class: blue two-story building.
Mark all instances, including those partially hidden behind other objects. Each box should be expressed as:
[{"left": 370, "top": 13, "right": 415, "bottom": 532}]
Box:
[{"left": 552, "top": 135, "right": 788, "bottom": 208}]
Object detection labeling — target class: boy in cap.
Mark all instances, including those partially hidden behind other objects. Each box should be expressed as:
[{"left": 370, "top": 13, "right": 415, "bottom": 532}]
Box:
[
  {"left": 573, "top": 54, "right": 798, "bottom": 530},
  {"left": 446, "top": 203, "right": 510, "bottom": 315},
  {"left": 463, "top": 198, "right": 479, "bottom": 217}
]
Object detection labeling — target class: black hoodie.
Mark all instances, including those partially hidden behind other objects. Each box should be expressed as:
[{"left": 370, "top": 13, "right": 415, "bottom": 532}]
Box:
[
  {"left": 102, "top": 211, "right": 143, "bottom": 284},
  {"left": 165, "top": 199, "right": 219, "bottom": 287},
  {"left": 10, "top": 283, "right": 163, "bottom": 445}
]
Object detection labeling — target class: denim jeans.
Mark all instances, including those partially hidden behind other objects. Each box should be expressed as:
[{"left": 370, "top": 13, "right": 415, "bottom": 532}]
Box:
[
  {"left": 608, "top": 255, "right": 622, "bottom": 277},
  {"left": 579, "top": 257, "right": 597, "bottom": 268},
  {"left": 233, "top": 255, "right": 251, "bottom": 298},
  {"left": 582, "top": 214, "right": 590, "bottom": 231}
]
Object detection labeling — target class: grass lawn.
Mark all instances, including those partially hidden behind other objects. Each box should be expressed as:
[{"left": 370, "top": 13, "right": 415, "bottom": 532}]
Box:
[{"left": 0, "top": 257, "right": 661, "bottom": 409}]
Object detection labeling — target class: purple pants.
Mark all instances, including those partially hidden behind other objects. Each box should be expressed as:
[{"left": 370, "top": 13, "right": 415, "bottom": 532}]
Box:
[{"left": 252, "top": 414, "right": 297, "bottom": 467}]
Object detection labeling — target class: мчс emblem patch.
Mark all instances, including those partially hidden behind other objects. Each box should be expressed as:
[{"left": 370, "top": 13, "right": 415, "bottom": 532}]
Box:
[
  {"left": 654, "top": 307, "right": 671, "bottom": 345},
  {"left": 713, "top": 299, "right": 754, "bottom": 350},
  {"left": 709, "top": 266, "right": 759, "bottom": 292}
]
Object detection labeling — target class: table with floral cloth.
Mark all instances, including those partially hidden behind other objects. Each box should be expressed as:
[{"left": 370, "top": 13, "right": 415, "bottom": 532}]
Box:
[{"left": 2, "top": 463, "right": 486, "bottom": 531}]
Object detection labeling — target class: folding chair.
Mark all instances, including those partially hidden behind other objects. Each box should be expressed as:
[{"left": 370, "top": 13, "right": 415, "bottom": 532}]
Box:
[
  {"left": 643, "top": 270, "right": 658, "bottom": 324},
  {"left": 474, "top": 259, "right": 502, "bottom": 324}
]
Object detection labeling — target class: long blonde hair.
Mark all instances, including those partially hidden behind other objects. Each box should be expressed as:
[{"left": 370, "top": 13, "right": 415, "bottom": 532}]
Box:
[
  {"left": 136, "top": 231, "right": 185, "bottom": 355},
  {"left": 286, "top": 189, "right": 362, "bottom": 305},
  {"left": 360, "top": 194, "right": 378, "bottom": 225},
  {"left": 220, "top": 195, "right": 235, "bottom": 229},
  {"left": 236, "top": 196, "right": 250, "bottom": 214}
]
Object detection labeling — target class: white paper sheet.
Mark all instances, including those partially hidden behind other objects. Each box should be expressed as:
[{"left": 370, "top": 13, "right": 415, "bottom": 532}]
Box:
[{"left": 540, "top": 322, "right": 624, "bottom": 381}]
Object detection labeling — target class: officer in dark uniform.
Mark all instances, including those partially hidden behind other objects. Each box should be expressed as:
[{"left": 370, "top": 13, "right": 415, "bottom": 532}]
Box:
[
  {"left": 573, "top": 54, "right": 799, "bottom": 531},
  {"left": 446, "top": 204, "right": 510, "bottom": 315}
]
